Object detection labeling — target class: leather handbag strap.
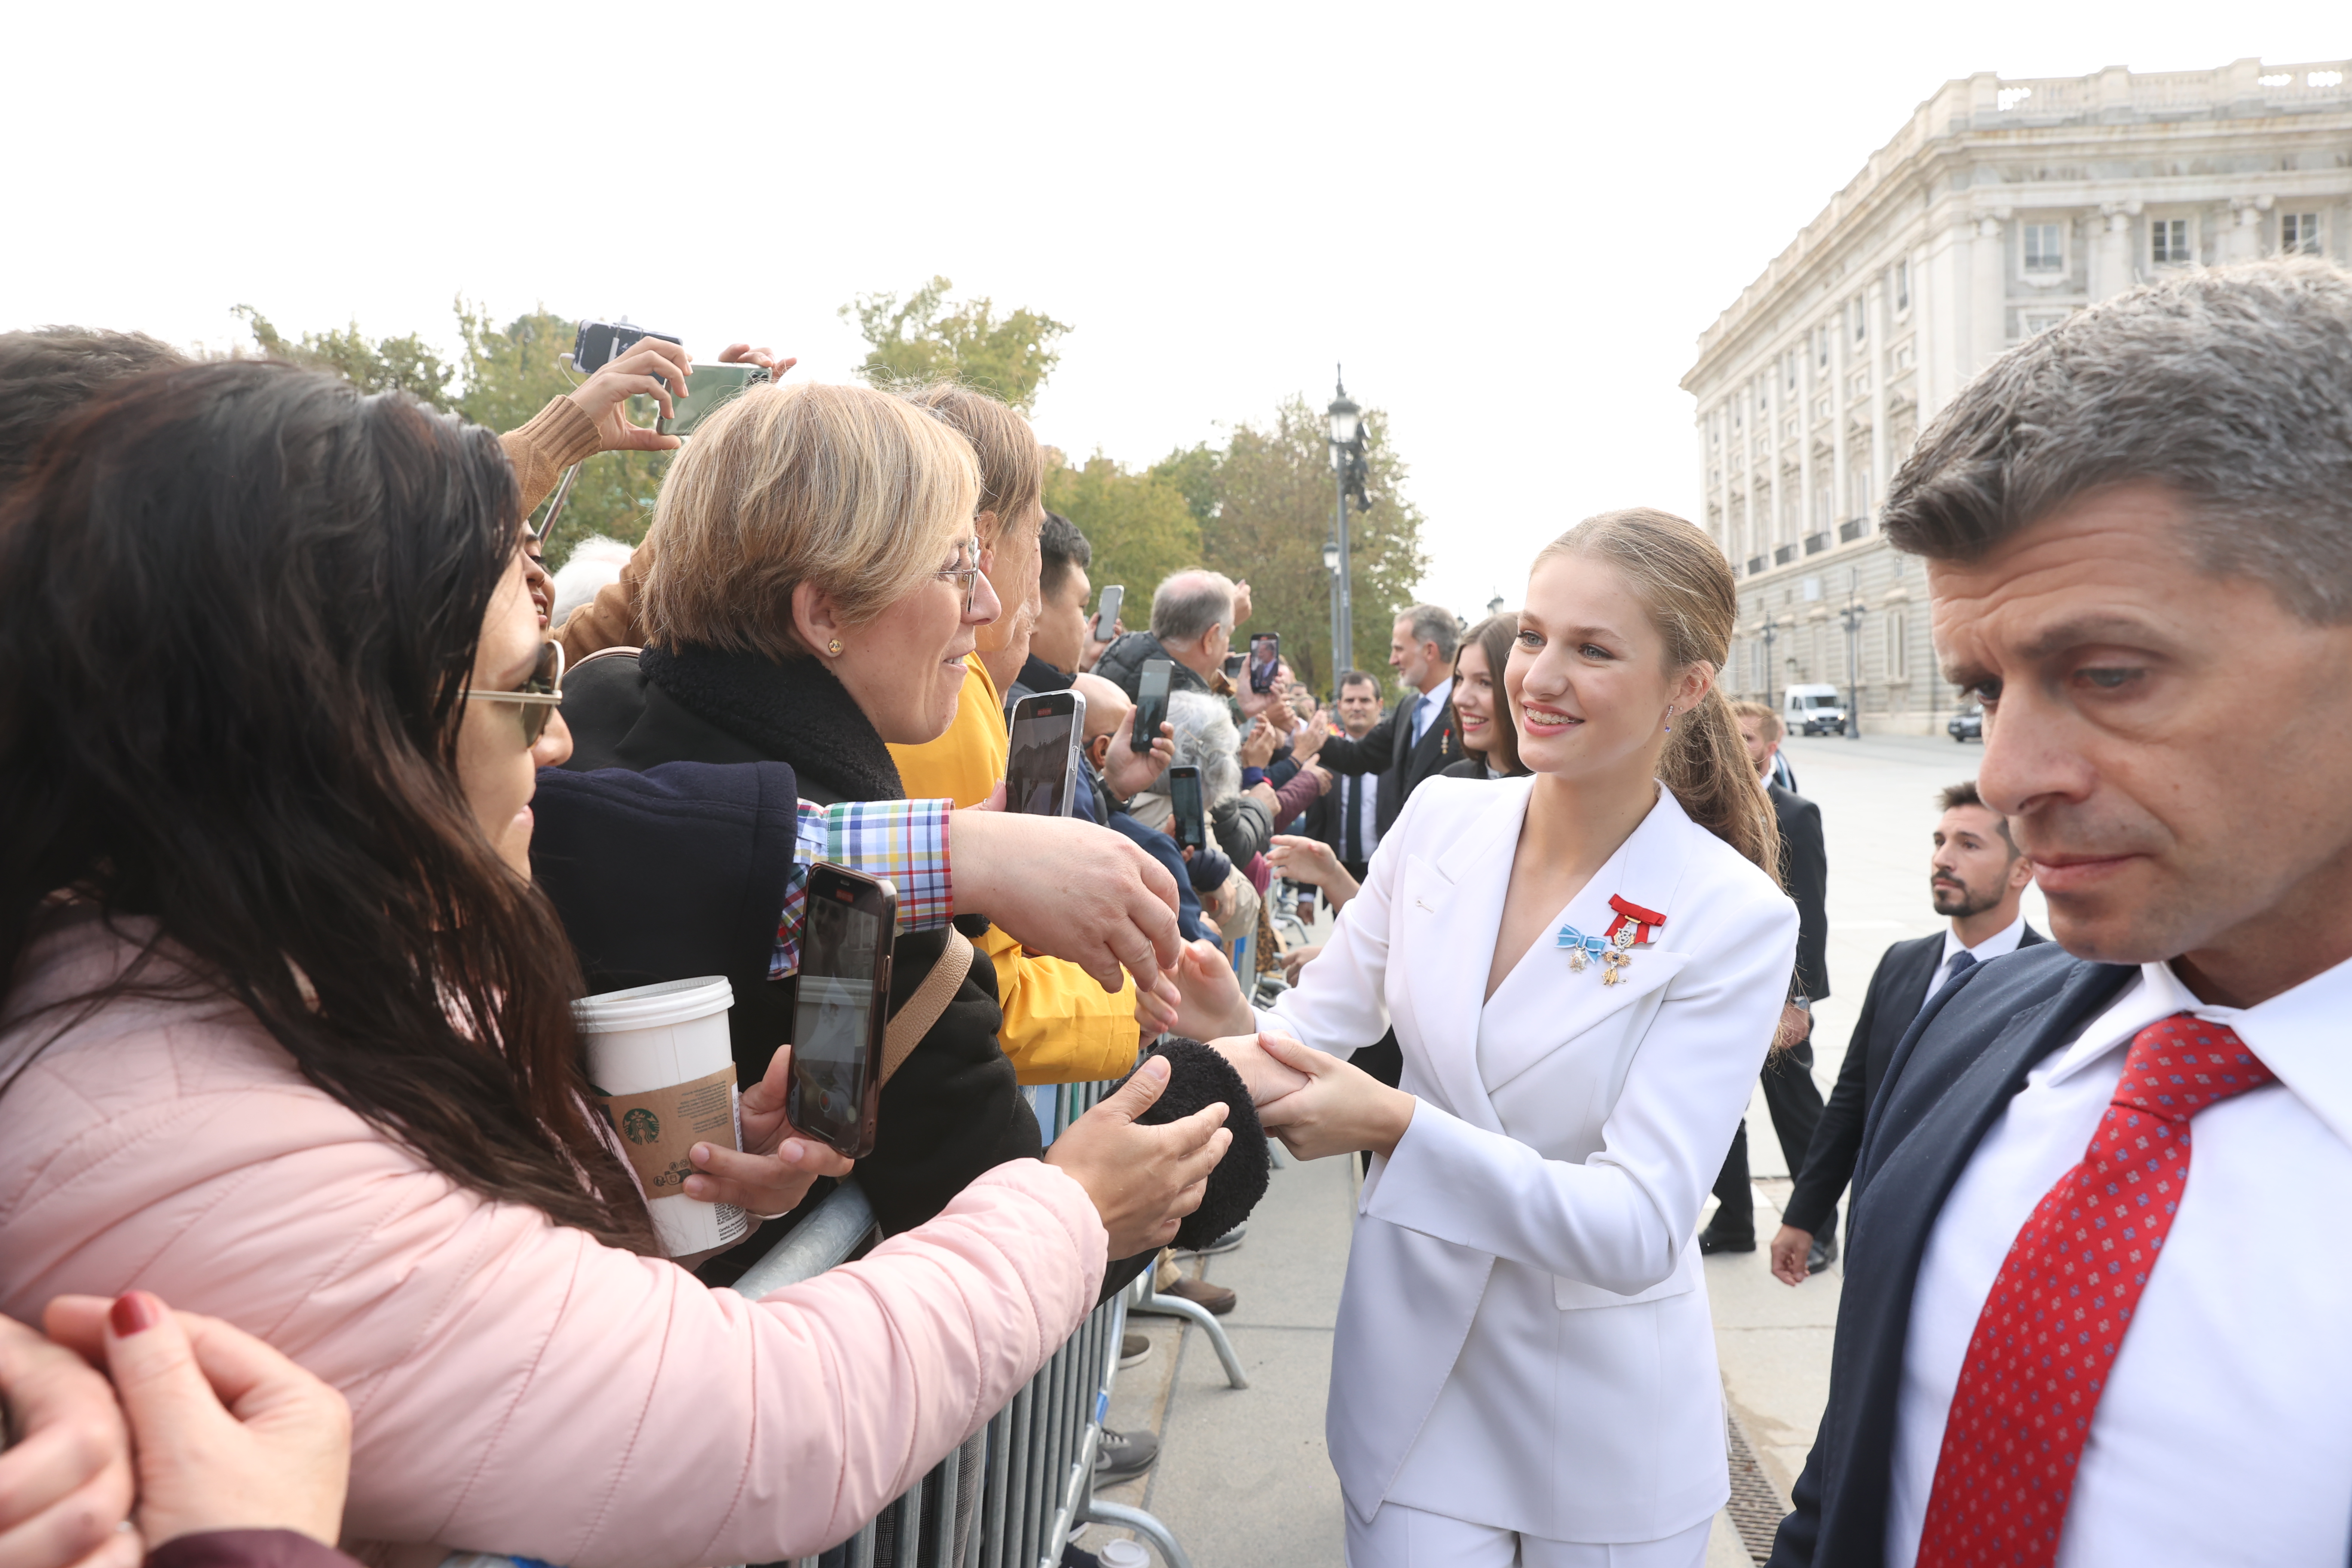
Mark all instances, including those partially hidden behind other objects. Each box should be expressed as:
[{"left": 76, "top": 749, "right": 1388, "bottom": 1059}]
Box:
[{"left": 879, "top": 927, "right": 974, "bottom": 1088}]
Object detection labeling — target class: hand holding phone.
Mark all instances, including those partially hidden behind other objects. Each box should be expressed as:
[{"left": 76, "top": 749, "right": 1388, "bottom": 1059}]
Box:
[
  {"left": 1132, "top": 659, "right": 1173, "bottom": 753},
  {"left": 1168, "top": 764, "right": 1207, "bottom": 855},
  {"left": 653, "top": 362, "right": 773, "bottom": 437},
  {"left": 787, "top": 865, "right": 898, "bottom": 1159}
]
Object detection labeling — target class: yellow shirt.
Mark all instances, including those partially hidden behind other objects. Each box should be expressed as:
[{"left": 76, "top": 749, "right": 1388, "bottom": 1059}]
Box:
[{"left": 889, "top": 656, "right": 1142, "bottom": 1086}]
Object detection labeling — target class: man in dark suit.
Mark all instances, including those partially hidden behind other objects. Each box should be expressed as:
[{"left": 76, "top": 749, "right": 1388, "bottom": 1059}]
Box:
[
  {"left": 1771, "top": 263, "right": 2352, "bottom": 1565},
  {"left": 1701, "top": 701, "right": 1834, "bottom": 1259},
  {"left": 1768, "top": 779, "right": 2041, "bottom": 1286},
  {"left": 1303, "top": 604, "right": 1460, "bottom": 836},
  {"left": 1299, "top": 669, "right": 1385, "bottom": 881}
]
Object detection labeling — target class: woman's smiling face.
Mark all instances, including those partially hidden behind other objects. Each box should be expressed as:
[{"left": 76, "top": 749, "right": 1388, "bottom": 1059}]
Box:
[
  {"left": 1452, "top": 640, "right": 1498, "bottom": 757},
  {"left": 1505, "top": 553, "right": 1687, "bottom": 784}
]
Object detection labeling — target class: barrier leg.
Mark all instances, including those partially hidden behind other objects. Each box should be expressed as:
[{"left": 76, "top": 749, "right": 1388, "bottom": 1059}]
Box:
[
  {"left": 1082, "top": 1502, "right": 1197, "bottom": 1568},
  {"left": 1133, "top": 1293, "right": 1248, "bottom": 1390}
]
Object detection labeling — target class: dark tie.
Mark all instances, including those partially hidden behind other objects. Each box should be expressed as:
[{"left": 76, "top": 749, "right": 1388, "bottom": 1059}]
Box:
[
  {"left": 1342, "top": 776, "right": 1363, "bottom": 866},
  {"left": 1912, "top": 1014, "right": 2275, "bottom": 1568},
  {"left": 1942, "top": 948, "right": 1978, "bottom": 990}
]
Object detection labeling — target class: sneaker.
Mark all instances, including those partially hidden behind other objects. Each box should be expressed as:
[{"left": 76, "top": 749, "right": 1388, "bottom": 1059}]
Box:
[
  {"left": 1175, "top": 1223, "right": 1247, "bottom": 1258},
  {"left": 1094, "top": 1427, "right": 1160, "bottom": 1483},
  {"left": 1159, "top": 1275, "right": 1236, "bottom": 1315},
  {"left": 1120, "top": 1331, "right": 1151, "bottom": 1369}
]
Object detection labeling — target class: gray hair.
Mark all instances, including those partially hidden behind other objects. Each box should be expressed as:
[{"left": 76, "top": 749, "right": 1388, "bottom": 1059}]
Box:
[
  {"left": 1164, "top": 689, "right": 1241, "bottom": 807},
  {"left": 1398, "top": 602, "right": 1459, "bottom": 660},
  {"left": 1884, "top": 257, "right": 2352, "bottom": 623},
  {"left": 1150, "top": 569, "right": 1236, "bottom": 645}
]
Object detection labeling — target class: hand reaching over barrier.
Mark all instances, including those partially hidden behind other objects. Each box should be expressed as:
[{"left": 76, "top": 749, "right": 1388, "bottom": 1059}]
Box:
[
  {"left": 42, "top": 1292, "right": 351, "bottom": 1553},
  {"left": 1267, "top": 834, "right": 1360, "bottom": 912},
  {"left": 1138, "top": 938, "right": 1257, "bottom": 1043},
  {"left": 0, "top": 1313, "right": 136, "bottom": 1568},
  {"left": 950, "top": 801, "right": 1182, "bottom": 992},
  {"left": 1043, "top": 1055, "right": 1232, "bottom": 1257}
]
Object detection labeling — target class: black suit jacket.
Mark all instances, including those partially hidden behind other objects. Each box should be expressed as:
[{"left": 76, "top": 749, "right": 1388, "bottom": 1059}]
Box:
[
  {"left": 1313, "top": 694, "right": 1457, "bottom": 835},
  {"left": 1771, "top": 783, "right": 1830, "bottom": 1002},
  {"left": 1769, "top": 943, "right": 2138, "bottom": 1567},
  {"left": 1782, "top": 925, "right": 2046, "bottom": 1235},
  {"left": 1301, "top": 759, "right": 1381, "bottom": 869}
]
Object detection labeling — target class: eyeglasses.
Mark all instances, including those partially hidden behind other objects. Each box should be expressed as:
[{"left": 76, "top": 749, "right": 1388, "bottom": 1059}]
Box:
[
  {"left": 937, "top": 534, "right": 986, "bottom": 614},
  {"left": 467, "top": 640, "right": 566, "bottom": 745}
]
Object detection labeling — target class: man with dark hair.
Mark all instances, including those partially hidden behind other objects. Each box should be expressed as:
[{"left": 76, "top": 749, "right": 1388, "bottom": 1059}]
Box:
[
  {"left": 1702, "top": 699, "right": 1834, "bottom": 1260},
  {"left": 1773, "top": 259, "right": 2352, "bottom": 1567},
  {"left": 1769, "top": 781, "right": 2041, "bottom": 1289},
  {"left": 1006, "top": 512, "right": 1093, "bottom": 710},
  {"left": 1308, "top": 605, "right": 1460, "bottom": 834},
  {"left": 0, "top": 327, "right": 189, "bottom": 485},
  {"left": 1301, "top": 669, "right": 1386, "bottom": 882}
]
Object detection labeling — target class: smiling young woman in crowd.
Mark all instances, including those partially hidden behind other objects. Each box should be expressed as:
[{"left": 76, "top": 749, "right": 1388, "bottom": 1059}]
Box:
[
  {"left": 1441, "top": 610, "right": 1529, "bottom": 781},
  {"left": 0, "top": 361, "right": 1227, "bottom": 1568}
]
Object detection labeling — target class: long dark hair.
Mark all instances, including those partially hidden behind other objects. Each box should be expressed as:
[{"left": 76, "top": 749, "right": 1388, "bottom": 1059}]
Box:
[
  {"left": 0, "top": 361, "right": 655, "bottom": 1251},
  {"left": 1453, "top": 612, "right": 1527, "bottom": 777}
]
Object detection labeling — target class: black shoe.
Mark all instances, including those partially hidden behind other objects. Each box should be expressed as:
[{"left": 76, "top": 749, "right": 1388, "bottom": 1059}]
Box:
[
  {"left": 1094, "top": 1427, "right": 1160, "bottom": 1483},
  {"left": 1807, "top": 1234, "right": 1838, "bottom": 1274},
  {"left": 1060, "top": 1546, "right": 1103, "bottom": 1568},
  {"left": 1697, "top": 1224, "right": 1756, "bottom": 1255}
]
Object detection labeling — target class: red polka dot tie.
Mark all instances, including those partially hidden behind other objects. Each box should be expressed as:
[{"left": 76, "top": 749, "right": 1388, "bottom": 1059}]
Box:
[{"left": 1912, "top": 1013, "right": 2274, "bottom": 1568}]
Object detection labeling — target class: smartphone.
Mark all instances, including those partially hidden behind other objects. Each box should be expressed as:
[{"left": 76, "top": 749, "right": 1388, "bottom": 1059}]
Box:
[
  {"left": 1222, "top": 652, "right": 1247, "bottom": 682},
  {"left": 1249, "top": 632, "right": 1281, "bottom": 694},
  {"left": 1095, "top": 583, "right": 1125, "bottom": 635},
  {"left": 1005, "top": 690, "right": 1086, "bottom": 818},
  {"left": 1132, "top": 659, "right": 1173, "bottom": 753},
  {"left": 571, "top": 318, "right": 683, "bottom": 375},
  {"left": 1168, "top": 764, "right": 1207, "bottom": 855},
  {"left": 652, "top": 362, "right": 772, "bottom": 437},
  {"left": 786, "top": 864, "right": 897, "bottom": 1160}
]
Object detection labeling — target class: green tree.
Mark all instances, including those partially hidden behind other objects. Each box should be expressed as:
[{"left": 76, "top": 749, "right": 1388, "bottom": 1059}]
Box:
[
  {"left": 840, "top": 276, "right": 1070, "bottom": 413},
  {"left": 1187, "top": 397, "right": 1427, "bottom": 696},
  {"left": 233, "top": 306, "right": 456, "bottom": 409},
  {"left": 1043, "top": 453, "right": 1202, "bottom": 617}
]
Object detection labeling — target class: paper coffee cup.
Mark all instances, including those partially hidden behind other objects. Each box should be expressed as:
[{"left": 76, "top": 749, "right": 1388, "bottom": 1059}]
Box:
[{"left": 574, "top": 977, "right": 752, "bottom": 1258}]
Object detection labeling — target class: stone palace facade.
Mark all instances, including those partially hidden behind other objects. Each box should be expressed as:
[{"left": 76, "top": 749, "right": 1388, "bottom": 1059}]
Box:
[{"left": 1682, "top": 58, "right": 2352, "bottom": 733}]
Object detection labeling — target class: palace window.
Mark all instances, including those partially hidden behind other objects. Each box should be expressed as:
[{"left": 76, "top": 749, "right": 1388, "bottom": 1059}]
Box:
[
  {"left": 1851, "top": 296, "right": 1868, "bottom": 341},
  {"left": 1815, "top": 326, "right": 1830, "bottom": 368},
  {"left": 2151, "top": 218, "right": 2192, "bottom": 266},
  {"left": 2023, "top": 223, "right": 2064, "bottom": 273},
  {"left": 1895, "top": 257, "right": 1911, "bottom": 312},
  {"left": 2283, "top": 213, "right": 2322, "bottom": 255}
]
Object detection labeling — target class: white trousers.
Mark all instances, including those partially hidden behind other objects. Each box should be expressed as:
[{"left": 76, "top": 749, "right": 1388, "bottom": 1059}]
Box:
[{"left": 1344, "top": 1502, "right": 1714, "bottom": 1568}]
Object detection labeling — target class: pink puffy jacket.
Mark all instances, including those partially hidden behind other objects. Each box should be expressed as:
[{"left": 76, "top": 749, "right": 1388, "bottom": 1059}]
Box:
[{"left": 0, "top": 911, "right": 1105, "bottom": 1568}]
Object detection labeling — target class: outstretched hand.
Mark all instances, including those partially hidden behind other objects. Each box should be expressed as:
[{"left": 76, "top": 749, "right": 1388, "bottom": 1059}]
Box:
[
  {"left": 1044, "top": 1055, "right": 1231, "bottom": 1257},
  {"left": 1143, "top": 938, "right": 1256, "bottom": 1043},
  {"left": 952, "top": 801, "right": 1182, "bottom": 992},
  {"left": 0, "top": 1313, "right": 137, "bottom": 1568},
  {"left": 566, "top": 338, "right": 693, "bottom": 453},
  {"left": 1254, "top": 1032, "right": 1416, "bottom": 1161},
  {"left": 683, "top": 1045, "right": 856, "bottom": 1218}
]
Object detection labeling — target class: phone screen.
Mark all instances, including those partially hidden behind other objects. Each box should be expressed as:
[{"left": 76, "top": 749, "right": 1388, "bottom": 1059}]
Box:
[
  {"left": 1170, "top": 765, "right": 1207, "bottom": 854},
  {"left": 1006, "top": 693, "right": 1081, "bottom": 817},
  {"left": 788, "top": 868, "right": 894, "bottom": 1158},
  {"left": 1249, "top": 633, "right": 1280, "bottom": 694},
  {"left": 1132, "top": 660, "right": 1173, "bottom": 753}
]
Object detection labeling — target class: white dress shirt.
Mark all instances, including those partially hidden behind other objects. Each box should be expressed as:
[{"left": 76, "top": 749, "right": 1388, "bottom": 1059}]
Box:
[
  {"left": 1916, "top": 910, "right": 2030, "bottom": 1018},
  {"left": 1886, "top": 954, "right": 2352, "bottom": 1567},
  {"left": 1411, "top": 676, "right": 1454, "bottom": 746}
]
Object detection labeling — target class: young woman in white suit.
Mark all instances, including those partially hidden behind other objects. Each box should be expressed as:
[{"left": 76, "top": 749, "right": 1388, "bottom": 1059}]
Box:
[{"left": 1168, "top": 510, "right": 1800, "bottom": 1566}]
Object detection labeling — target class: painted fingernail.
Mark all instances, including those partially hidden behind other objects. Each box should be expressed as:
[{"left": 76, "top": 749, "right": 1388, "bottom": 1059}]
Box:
[{"left": 110, "top": 1290, "right": 161, "bottom": 1337}]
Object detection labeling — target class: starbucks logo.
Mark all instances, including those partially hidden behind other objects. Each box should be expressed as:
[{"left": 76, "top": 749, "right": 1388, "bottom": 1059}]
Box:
[{"left": 622, "top": 1107, "right": 660, "bottom": 1145}]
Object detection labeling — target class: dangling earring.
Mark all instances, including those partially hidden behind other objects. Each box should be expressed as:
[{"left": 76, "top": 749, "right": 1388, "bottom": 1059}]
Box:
[
  {"left": 827, "top": 639, "right": 844, "bottom": 656},
  {"left": 1663, "top": 705, "right": 1675, "bottom": 734}
]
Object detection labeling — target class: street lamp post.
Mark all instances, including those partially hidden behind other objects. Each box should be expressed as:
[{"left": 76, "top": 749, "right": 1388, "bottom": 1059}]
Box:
[
  {"left": 1327, "top": 371, "right": 1366, "bottom": 676},
  {"left": 1838, "top": 569, "right": 1865, "bottom": 740},
  {"left": 1322, "top": 540, "right": 1342, "bottom": 686},
  {"left": 1486, "top": 591, "right": 1506, "bottom": 618}
]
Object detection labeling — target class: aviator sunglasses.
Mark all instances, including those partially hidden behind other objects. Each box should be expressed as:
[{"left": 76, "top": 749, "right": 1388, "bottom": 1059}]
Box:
[{"left": 467, "top": 640, "right": 566, "bottom": 745}]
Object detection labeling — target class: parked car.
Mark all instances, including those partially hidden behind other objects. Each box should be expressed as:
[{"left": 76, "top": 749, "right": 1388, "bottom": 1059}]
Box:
[
  {"left": 1949, "top": 705, "right": 1983, "bottom": 742},
  {"left": 1783, "top": 683, "right": 1847, "bottom": 737}
]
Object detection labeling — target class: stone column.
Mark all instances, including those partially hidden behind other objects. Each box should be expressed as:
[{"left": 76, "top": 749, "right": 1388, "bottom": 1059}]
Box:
[
  {"left": 1972, "top": 208, "right": 2011, "bottom": 368},
  {"left": 1865, "top": 276, "right": 1890, "bottom": 535},
  {"left": 2092, "top": 201, "right": 2140, "bottom": 301},
  {"left": 1798, "top": 334, "right": 1819, "bottom": 552},
  {"left": 1830, "top": 310, "right": 1850, "bottom": 557},
  {"left": 1767, "top": 357, "right": 1787, "bottom": 557},
  {"left": 2227, "top": 196, "right": 2273, "bottom": 262}
]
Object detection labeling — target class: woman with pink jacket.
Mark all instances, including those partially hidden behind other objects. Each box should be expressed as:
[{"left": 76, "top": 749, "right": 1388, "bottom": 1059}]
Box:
[{"left": 0, "top": 362, "right": 1228, "bottom": 1568}]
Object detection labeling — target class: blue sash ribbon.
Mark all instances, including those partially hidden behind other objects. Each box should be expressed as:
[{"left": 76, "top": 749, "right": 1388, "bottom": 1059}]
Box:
[{"left": 1555, "top": 925, "right": 1609, "bottom": 958}]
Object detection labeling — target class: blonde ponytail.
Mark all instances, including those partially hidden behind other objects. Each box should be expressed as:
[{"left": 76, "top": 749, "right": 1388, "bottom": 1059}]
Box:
[{"left": 1536, "top": 509, "right": 1780, "bottom": 885}]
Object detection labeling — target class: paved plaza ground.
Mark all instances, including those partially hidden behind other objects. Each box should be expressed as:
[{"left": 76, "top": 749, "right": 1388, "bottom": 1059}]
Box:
[{"left": 1076, "top": 732, "right": 2025, "bottom": 1566}]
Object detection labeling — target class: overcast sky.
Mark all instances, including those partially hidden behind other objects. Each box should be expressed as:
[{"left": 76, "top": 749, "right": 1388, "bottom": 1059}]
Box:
[{"left": 11, "top": 2, "right": 2342, "bottom": 619}]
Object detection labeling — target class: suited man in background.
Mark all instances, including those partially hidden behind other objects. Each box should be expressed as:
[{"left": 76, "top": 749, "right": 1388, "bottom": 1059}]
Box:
[
  {"left": 1701, "top": 701, "right": 1832, "bottom": 1259},
  {"left": 1771, "top": 261, "right": 2352, "bottom": 1567},
  {"left": 1301, "top": 669, "right": 1386, "bottom": 881},
  {"left": 1307, "top": 604, "right": 1459, "bottom": 833},
  {"left": 1769, "top": 780, "right": 2040, "bottom": 1286}
]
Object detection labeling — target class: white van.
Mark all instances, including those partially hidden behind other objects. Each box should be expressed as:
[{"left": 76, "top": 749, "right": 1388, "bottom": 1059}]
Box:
[{"left": 1783, "top": 684, "right": 1847, "bottom": 737}]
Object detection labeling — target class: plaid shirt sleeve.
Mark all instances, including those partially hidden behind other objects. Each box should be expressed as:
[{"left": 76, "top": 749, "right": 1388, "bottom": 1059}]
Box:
[{"left": 770, "top": 798, "right": 955, "bottom": 979}]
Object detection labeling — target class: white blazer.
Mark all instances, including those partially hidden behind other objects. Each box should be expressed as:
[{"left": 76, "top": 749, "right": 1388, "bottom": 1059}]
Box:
[{"left": 1261, "top": 776, "right": 1797, "bottom": 1543}]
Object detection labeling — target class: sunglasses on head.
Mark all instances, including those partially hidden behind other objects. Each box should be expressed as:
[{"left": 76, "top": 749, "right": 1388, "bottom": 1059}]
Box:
[{"left": 467, "top": 640, "right": 565, "bottom": 744}]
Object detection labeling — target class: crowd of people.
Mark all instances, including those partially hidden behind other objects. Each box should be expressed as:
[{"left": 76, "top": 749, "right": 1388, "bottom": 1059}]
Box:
[{"left": 1, "top": 252, "right": 2349, "bottom": 1568}]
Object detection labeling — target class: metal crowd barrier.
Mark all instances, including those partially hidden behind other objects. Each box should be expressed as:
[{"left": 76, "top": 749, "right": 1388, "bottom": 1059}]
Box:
[{"left": 737, "top": 1077, "right": 1202, "bottom": 1568}]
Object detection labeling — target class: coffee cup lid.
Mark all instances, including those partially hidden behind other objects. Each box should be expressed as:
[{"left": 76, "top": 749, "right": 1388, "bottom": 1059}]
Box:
[{"left": 571, "top": 976, "right": 733, "bottom": 1034}]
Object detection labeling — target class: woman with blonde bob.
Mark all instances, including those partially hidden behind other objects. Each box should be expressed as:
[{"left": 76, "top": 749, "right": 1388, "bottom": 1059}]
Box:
[{"left": 1166, "top": 509, "right": 1797, "bottom": 1567}]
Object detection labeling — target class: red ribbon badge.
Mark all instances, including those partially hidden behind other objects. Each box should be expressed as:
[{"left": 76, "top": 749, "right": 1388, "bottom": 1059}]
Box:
[{"left": 1603, "top": 894, "right": 1666, "bottom": 947}]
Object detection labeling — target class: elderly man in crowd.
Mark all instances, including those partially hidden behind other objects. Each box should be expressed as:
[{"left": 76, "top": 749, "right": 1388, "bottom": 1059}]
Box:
[
  {"left": 1773, "top": 258, "right": 2352, "bottom": 1568},
  {"left": 1095, "top": 569, "right": 1244, "bottom": 702}
]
